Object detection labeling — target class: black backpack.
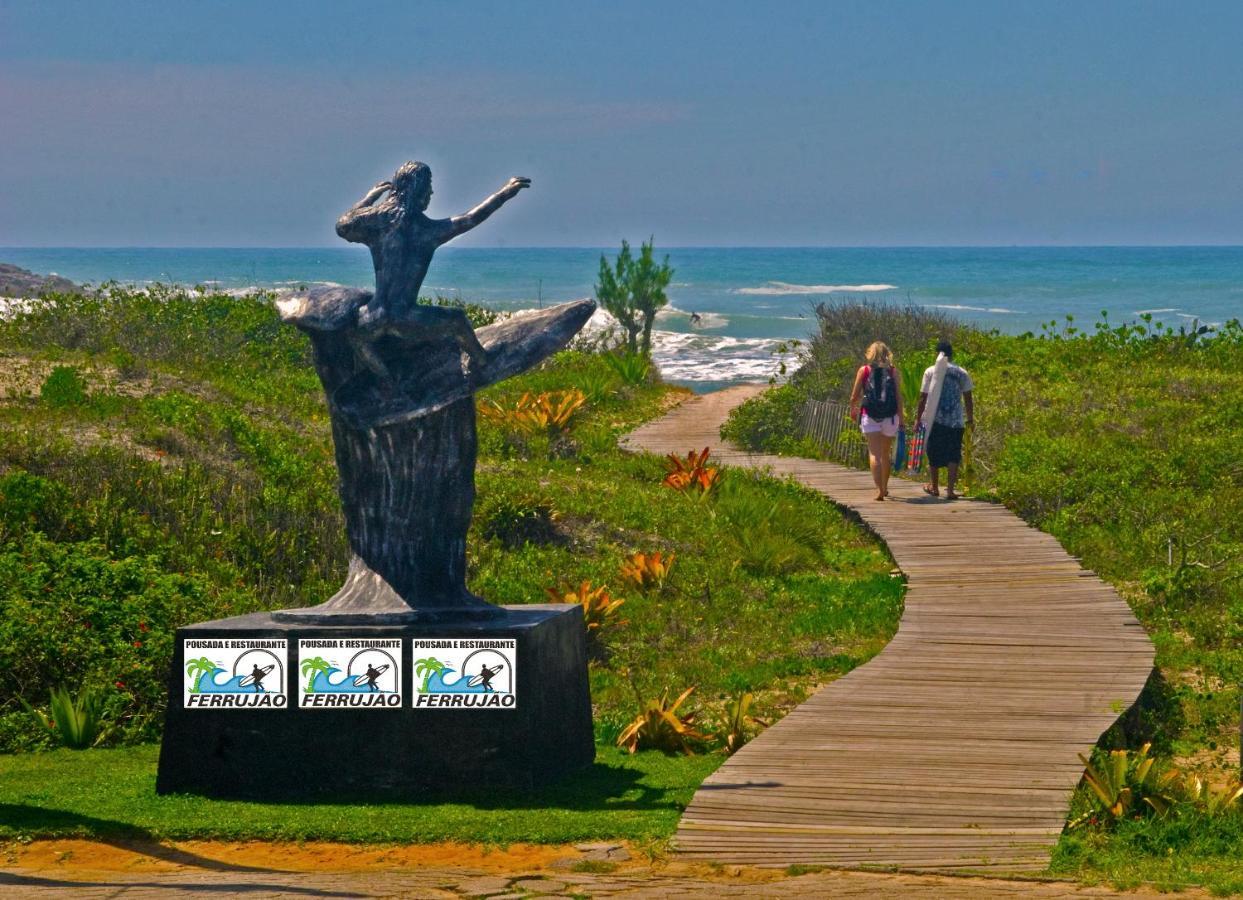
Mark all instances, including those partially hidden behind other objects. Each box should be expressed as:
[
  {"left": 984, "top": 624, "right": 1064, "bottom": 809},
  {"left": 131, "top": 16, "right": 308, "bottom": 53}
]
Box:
[{"left": 862, "top": 366, "right": 898, "bottom": 419}]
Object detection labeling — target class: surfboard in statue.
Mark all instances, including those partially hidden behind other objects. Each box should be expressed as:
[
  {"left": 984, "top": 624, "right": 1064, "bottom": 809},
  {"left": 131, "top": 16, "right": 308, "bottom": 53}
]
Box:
[{"left": 278, "top": 287, "right": 595, "bottom": 430}]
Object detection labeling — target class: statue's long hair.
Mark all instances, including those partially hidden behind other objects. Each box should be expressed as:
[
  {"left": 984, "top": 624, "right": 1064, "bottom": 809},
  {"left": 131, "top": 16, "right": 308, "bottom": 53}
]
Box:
[{"left": 390, "top": 161, "right": 431, "bottom": 222}]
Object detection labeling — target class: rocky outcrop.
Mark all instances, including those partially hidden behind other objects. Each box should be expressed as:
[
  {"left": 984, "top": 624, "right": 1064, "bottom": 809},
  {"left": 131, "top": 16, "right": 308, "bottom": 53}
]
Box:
[{"left": 0, "top": 263, "right": 81, "bottom": 298}]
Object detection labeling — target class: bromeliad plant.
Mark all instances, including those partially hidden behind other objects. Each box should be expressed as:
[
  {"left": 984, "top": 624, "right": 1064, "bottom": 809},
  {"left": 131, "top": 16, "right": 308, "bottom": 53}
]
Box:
[
  {"left": 722, "top": 691, "right": 763, "bottom": 755},
  {"left": 1070, "top": 743, "right": 1179, "bottom": 828},
  {"left": 617, "top": 686, "right": 708, "bottom": 755},
  {"left": 547, "top": 581, "right": 628, "bottom": 649},
  {"left": 22, "top": 685, "right": 105, "bottom": 749},
  {"left": 1180, "top": 774, "right": 1243, "bottom": 817},
  {"left": 620, "top": 550, "right": 676, "bottom": 592},
  {"left": 515, "top": 389, "right": 586, "bottom": 435},
  {"left": 663, "top": 447, "right": 722, "bottom": 497},
  {"left": 601, "top": 351, "right": 650, "bottom": 386},
  {"left": 480, "top": 389, "right": 586, "bottom": 438}
]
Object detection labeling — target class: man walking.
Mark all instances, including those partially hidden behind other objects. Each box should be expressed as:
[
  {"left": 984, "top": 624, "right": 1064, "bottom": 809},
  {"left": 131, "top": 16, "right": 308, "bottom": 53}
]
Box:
[{"left": 916, "top": 340, "right": 975, "bottom": 500}]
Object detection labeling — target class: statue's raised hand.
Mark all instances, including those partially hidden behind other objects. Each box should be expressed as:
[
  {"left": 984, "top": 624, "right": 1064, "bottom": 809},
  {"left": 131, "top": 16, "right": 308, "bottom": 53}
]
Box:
[
  {"left": 362, "top": 181, "right": 393, "bottom": 205},
  {"left": 502, "top": 176, "right": 531, "bottom": 198}
]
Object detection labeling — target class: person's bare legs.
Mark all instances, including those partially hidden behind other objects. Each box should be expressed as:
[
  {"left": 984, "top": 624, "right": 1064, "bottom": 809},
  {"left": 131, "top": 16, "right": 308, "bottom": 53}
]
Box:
[
  {"left": 945, "top": 462, "right": 960, "bottom": 499},
  {"left": 879, "top": 434, "right": 894, "bottom": 497},
  {"left": 925, "top": 465, "right": 940, "bottom": 497},
  {"left": 865, "top": 431, "right": 888, "bottom": 500}
]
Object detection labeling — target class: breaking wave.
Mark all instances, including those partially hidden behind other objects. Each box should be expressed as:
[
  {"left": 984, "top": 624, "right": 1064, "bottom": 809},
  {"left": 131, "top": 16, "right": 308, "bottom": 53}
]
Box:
[
  {"left": 926, "top": 303, "right": 1016, "bottom": 314},
  {"left": 735, "top": 282, "right": 897, "bottom": 295}
]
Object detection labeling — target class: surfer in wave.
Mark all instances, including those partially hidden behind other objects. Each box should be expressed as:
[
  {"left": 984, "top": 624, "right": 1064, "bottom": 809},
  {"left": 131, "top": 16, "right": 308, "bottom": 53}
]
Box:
[{"left": 249, "top": 664, "right": 268, "bottom": 693}]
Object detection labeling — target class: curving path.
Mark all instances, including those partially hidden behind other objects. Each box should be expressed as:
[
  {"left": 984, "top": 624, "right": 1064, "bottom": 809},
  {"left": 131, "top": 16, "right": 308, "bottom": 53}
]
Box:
[{"left": 622, "top": 386, "right": 1155, "bottom": 874}]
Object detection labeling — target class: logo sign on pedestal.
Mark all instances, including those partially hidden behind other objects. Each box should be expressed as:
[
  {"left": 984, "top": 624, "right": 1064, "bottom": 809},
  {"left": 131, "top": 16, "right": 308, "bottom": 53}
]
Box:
[
  {"left": 298, "top": 638, "right": 402, "bottom": 708},
  {"left": 411, "top": 638, "right": 517, "bottom": 709},
  {"left": 183, "top": 639, "right": 288, "bottom": 709}
]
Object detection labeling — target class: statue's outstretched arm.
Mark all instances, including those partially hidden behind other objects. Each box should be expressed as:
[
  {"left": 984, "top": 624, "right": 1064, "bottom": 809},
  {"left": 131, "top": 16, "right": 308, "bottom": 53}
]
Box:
[
  {"left": 441, "top": 177, "right": 530, "bottom": 243},
  {"left": 336, "top": 181, "right": 392, "bottom": 243}
]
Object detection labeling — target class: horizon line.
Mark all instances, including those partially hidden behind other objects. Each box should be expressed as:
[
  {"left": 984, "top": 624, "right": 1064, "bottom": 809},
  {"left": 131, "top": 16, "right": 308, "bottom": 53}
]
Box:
[{"left": 5, "top": 243, "right": 1243, "bottom": 251}]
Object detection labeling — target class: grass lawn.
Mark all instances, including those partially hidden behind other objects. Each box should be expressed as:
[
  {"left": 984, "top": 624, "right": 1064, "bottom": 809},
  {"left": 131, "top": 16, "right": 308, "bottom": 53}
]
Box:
[{"left": 0, "top": 743, "right": 719, "bottom": 846}]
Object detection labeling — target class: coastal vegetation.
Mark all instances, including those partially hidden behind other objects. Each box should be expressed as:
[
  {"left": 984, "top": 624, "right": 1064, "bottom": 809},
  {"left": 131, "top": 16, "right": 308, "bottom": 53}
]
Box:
[
  {"left": 723, "top": 300, "right": 1243, "bottom": 892},
  {"left": 0, "top": 284, "right": 898, "bottom": 844},
  {"left": 594, "top": 238, "right": 674, "bottom": 356}
]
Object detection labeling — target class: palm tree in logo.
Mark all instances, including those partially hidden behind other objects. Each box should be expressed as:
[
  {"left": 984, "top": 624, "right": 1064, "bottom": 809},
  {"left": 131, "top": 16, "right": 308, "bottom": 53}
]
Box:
[
  {"left": 301, "top": 656, "right": 332, "bottom": 694},
  {"left": 186, "top": 657, "right": 219, "bottom": 693},
  {"left": 415, "top": 657, "right": 446, "bottom": 693}
]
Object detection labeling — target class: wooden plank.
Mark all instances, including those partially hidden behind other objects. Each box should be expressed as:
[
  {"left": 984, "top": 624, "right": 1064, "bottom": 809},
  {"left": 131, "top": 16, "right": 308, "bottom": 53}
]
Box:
[{"left": 621, "top": 385, "right": 1156, "bottom": 875}]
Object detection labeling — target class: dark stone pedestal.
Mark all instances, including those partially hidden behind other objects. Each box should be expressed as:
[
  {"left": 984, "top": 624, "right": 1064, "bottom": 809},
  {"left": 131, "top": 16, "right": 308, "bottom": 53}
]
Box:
[{"left": 156, "top": 604, "right": 593, "bottom": 799}]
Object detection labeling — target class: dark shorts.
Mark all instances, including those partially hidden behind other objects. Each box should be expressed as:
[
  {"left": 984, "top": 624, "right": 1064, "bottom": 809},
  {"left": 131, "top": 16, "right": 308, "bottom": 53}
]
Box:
[{"left": 926, "top": 425, "right": 965, "bottom": 468}]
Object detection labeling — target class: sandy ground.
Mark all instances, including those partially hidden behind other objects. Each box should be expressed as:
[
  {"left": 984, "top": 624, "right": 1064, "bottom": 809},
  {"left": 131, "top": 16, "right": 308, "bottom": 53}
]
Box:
[{"left": 0, "top": 839, "right": 1213, "bottom": 898}]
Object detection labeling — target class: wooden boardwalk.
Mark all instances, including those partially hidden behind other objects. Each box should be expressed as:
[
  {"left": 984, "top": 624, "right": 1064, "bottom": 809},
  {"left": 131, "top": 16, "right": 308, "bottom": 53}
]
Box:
[{"left": 622, "top": 386, "right": 1155, "bottom": 874}]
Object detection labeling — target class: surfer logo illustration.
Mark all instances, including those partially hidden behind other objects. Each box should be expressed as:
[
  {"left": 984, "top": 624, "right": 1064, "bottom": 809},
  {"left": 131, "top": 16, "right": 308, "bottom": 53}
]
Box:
[
  {"left": 183, "top": 641, "right": 289, "bottom": 708},
  {"left": 412, "top": 641, "right": 516, "bottom": 708},
  {"left": 470, "top": 663, "right": 504, "bottom": 693},
  {"left": 298, "top": 641, "right": 402, "bottom": 708},
  {"left": 243, "top": 663, "right": 272, "bottom": 692}
]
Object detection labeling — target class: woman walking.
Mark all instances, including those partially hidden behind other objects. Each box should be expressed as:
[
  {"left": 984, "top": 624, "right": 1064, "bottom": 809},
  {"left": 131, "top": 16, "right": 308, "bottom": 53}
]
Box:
[{"left": 850, "top": 341, "right": 905, "bottom": 501}]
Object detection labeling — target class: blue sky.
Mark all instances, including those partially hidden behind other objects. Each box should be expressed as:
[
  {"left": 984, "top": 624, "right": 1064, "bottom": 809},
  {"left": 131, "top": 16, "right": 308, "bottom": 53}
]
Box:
[{"left": 2, "top": 1, "right": 1241, "bottom": 247}]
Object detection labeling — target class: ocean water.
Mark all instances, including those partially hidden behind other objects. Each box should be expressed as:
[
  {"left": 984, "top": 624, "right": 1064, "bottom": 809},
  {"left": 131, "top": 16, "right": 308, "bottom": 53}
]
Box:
[{"left": 4, "top": 246, "right": 1241, "bottom": 388}]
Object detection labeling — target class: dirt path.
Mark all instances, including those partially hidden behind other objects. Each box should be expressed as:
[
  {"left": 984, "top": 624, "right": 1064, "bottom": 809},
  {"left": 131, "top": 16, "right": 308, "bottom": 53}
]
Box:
[{"left": 0, "top": 839, "right": 1206, "bottom": 898}]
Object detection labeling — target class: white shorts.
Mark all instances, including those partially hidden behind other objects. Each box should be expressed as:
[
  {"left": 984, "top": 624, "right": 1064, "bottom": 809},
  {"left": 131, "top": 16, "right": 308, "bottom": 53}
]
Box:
[{"left": 860, "top": 413, "right": 899, "bottom": 437}]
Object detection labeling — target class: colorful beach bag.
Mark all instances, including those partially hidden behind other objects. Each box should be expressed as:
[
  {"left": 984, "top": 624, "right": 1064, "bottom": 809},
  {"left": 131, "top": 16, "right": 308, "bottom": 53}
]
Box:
[
  {"left": 893, "top": 426, "right": 907, "bottom": 472},
  {"left": 908, "top": 424, "right": 926, "bottom": 472}
]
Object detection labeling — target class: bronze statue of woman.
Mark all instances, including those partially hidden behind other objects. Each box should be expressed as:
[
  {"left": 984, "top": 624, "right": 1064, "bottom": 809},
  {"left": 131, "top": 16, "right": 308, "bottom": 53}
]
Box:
[{"left": 275, "top": 161, "right": 593, "bottom": 622}]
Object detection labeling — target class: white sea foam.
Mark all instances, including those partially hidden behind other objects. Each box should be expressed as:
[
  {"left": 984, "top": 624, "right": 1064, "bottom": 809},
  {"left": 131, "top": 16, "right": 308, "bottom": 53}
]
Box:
[
  {"left": 927, "top": 303, "right": 1016, "bottom": 314},
  {"left": 1134, "top": 308, "right": 1179, "bottom": 315},
  {"left": 651, "top": 331, "right": 788, "bottom": 382},
  {"left": 735, "top": 281, "right": 897, "bottom": 295},
  {"left": 535, "top": 306, "right": 790, "bottom": 384}
]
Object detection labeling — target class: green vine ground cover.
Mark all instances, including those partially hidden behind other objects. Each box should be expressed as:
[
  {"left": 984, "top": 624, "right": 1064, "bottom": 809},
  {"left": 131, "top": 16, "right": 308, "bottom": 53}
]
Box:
[
  {"left": 722, "top": 305, "right": 1243, "bottom": 894},
  {"left": 0, "top": 286, "right": 899, "bottom": 845}
]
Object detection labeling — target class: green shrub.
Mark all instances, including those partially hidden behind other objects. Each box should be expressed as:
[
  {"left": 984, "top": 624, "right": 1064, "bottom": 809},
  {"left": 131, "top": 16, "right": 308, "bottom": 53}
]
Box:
[
  {"left": 40, "top": 365, "right": 89, "bottom": 407},
  {"left": 0, "top": 534, "right": 246, "bottom": 750},
  {"left": 713, "top": 476, "right": 827, "bottom": 576},
  {"left": 476, "top": 491, "right": 563, "bottom": 549},
  {"left": 719, "top": 383, "right": 808, "bottom": 454},
  {"left": 0, "top": 472, "right": 77, "bottom": 542},
  {"left": 602, "top": 351, "right": 651, "bottom": 386},
  {"left": 428, "top": 294, "right": 499, "bottom": 328},
  {"left": 107, "top": 348, "right": 147, "bottom": 380},
  {"left": 802, "top": 299, "right": 973, "bottom": 401}
]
